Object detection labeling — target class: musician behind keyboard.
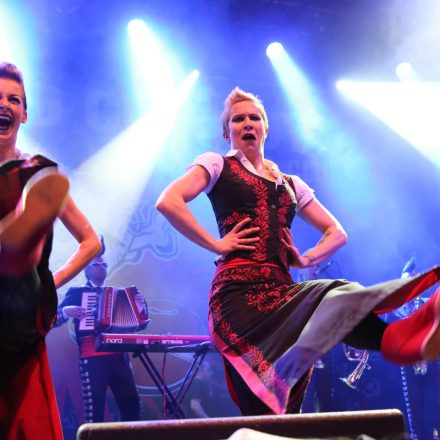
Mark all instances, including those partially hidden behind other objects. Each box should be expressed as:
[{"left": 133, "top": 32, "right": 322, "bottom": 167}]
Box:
[{"left": 55, "top": 237, "right": 147, "bottom": 423}]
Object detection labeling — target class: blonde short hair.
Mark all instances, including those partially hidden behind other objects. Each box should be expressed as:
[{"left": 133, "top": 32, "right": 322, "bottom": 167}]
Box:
[{"left": 220, "top": 87, "right": 268, "bottom": 137}]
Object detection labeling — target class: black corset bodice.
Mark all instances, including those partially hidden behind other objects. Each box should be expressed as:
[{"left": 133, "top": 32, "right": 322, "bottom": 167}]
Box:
[{"left": 207, "top": 157, "right": 298, "bottom": 270}]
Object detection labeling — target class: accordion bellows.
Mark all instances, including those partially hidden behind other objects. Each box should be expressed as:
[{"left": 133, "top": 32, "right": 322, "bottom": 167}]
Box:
[{"left": 80, "top": 287, "right": 149, "bottom": 333}]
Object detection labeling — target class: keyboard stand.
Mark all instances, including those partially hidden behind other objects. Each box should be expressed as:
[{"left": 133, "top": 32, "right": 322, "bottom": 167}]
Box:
[{"left": 133, "top": 341, "right": 212, "bottom": 419}]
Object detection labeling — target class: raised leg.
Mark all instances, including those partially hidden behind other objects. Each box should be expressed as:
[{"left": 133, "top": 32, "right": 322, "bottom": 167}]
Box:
[{"left": 381, "top": 288, "right": 440, "bottom": 364}]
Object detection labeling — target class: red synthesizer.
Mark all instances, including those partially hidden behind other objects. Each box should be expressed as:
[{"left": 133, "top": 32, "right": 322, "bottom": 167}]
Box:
[{"left": 96, "top": 333, "right": 214, "bottom": 353}]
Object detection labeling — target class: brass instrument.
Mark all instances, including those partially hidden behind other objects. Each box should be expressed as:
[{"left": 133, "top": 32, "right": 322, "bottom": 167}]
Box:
[{"left": 340, "top": 345, "right": 370, "bottom": 389}]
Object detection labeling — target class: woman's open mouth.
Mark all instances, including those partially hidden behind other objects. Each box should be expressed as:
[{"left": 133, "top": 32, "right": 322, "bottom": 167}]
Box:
[
  {"left": 242, "top": 133, "right": 256, "bottom": 141},
  {"left": 0, "top": 114, "right": 12, "bottom": 132}
]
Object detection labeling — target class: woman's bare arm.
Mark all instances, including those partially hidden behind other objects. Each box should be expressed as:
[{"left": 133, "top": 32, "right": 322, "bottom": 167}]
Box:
[
  {"left": 52, "top": 196, "right": 101, "bottom": 288},
  {"left": 282, "top": 198, "right": 347, "bottom": 268},
  {"left": 156, "top": 165, "right": 260, "bottom": 255}
]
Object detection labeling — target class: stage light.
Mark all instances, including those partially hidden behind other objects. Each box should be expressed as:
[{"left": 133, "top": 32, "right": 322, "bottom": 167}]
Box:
[
  {"left": 395, "top": 62, "right": 419, "bottom": 81},
  {"left": 266, "top": 42, "right": 330, "bottom": 150},
  {"left": 267, "top": 45, "right": 375, "bottom": 220},
  {"left": 70, "top": 69, "right": 199, "bottom": 246},
  {"left": 337, "top": 79, "right": 440, "bottom": 169},
  {"left": 0, "top": 2, "right": 40, "bottom": 137},
  {"left": 335, "top": 80, "right": 349, "bottom": 92},
  {"left": 127, "top": 18, "right": 143, "bottom": 34},
  {"left": 0, "top": 5, "right": 15, "bottom": 62},
  {"left": 127, "top": 18, "right": 178, "bottom": 114},
  {"left": 0, "top": 3, "right": 34, "bottom": 75},
  {"left": 54, "top": 19, "right": 202, "bottom": 273},
  {"left": 266, "top": 42, "right": 284, "bottom": 59},
  {"left": 0, "top": 3, "right": 33, "bottom": 88},
  {"left": 190, "top": 69, "right": 200, "bottom": 80}
]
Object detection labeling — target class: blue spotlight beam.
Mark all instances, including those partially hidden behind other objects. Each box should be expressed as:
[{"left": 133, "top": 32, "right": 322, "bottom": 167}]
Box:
[
  {"left": 267, "top": 43, "right": 377, "bottom": 218},
  {"left": 68, "top": 20, "right": 200, "bottom": 250},
  {"left": 267, "top": 43, "right": 325, "bottom": 150},
  {"left": 127, "top": 19, "right": 182, "bottom": 115},
  {"left": 0, "top": 3, "right": 35, "bottom": 117},
  {"left": 337, "top": 80, "right": 440, "bottom": 170},
  {"left": 0, "top": 4, "right": 21, "bottom": 64},
  {"left": 71, "top": 70, "right": 199, "bottom": 243},
  {"left": 0, "top": 3, "right": 43, "bottom": 148}
]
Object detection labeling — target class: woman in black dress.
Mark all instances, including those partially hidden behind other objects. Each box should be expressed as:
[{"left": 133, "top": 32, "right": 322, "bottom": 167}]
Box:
[{"left": 156, "top": 86, "right": 440, "bottom": 415}]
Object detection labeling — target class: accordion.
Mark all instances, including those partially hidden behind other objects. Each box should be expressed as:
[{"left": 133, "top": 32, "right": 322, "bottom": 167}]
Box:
[{"left": 79, "top": 286, "right": 149, "bottom": 333}]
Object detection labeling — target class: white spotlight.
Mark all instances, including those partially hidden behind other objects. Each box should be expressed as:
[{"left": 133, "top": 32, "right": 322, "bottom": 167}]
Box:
[
  {"left": 335, "top": 80, "right": 351, "bottom": 92},
  {"left": 71, "top": 68, "right": 199, "bottom": 241},
  {"left": 266, "top": 42, "right": 284, "bottom": 59},
  {"left": 127, "top": 18, "right": 175, "bottom": 111},
  {"left": 336, "top": 79, "right": 440, "bottom": 169},
  {"left": 395, "top": 62, "right": 415, "bottom": 81},
  {"left": 127, "top": 18, "right": 146, "bottom": 34},
  {"left": 0, "top": 4, "right": 31, "bottom": 84}
]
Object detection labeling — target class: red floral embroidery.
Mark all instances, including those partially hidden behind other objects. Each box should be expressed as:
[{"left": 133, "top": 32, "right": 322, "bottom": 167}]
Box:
[
  {"left": 209, "top": 294, "right": 222, "bottom": 321},
  {"left": 209, "top": 264, "right": 294, "bottom": 399},
  {"left": 245, "top": 283, "right": 299, "bottom": 313},
  {"left": 277, "top": 189, "right": 293, "bottom": 269},
  {"left": 228, "top": 159, "right": 270, "bottom": 262},
  {"left": 212, "top": 306, "right": 288, "bottom": 399},
  {"left": 210, "top": 264, "right": 292, "bottom": 299},
  {"left": 278, "top": 191, "right": 291, "bottom": 222},
  {"left": 224, "top": 211, "right": 248, "bottom": 227}
]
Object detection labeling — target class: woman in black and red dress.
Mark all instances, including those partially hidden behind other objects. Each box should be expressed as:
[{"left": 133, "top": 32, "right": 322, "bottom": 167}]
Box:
[
  {"left": 156, "top": 87, "right": 440, "bottom": 415},
  {"left": 0, "top": 62, "right": 101, "bottom": 439}
]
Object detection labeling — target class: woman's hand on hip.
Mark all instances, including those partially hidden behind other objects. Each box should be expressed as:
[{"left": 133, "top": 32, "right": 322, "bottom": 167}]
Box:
[
  {"left": 281, "top": 227, "right": 309, "bottom": 268},
  {"left": 216, "top": 218, "right": 260, "bottom": 256}
]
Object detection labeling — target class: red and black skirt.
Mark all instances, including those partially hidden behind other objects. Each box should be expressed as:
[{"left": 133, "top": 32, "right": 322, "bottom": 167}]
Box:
[{"left": 208, "top": 259, "right": 440, "bottom": 414}]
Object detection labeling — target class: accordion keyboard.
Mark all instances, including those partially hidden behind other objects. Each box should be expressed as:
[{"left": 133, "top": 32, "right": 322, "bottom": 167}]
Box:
[{"left": 79, "top": 291, "right": 98, "bottom": 331}]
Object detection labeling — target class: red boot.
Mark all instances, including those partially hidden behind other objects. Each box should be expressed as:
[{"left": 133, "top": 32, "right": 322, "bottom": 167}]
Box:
[
  {"left": 0, "top": 167, "right": 69, "bottom": 275},
  {"left": 381, "top": 288, "right": 440, "bottom": 364}
]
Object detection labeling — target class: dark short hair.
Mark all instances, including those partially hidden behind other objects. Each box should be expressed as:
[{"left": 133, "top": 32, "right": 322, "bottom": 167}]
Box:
[{"left": 0, "top": 62, "right": 27, "bottom": 110}]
